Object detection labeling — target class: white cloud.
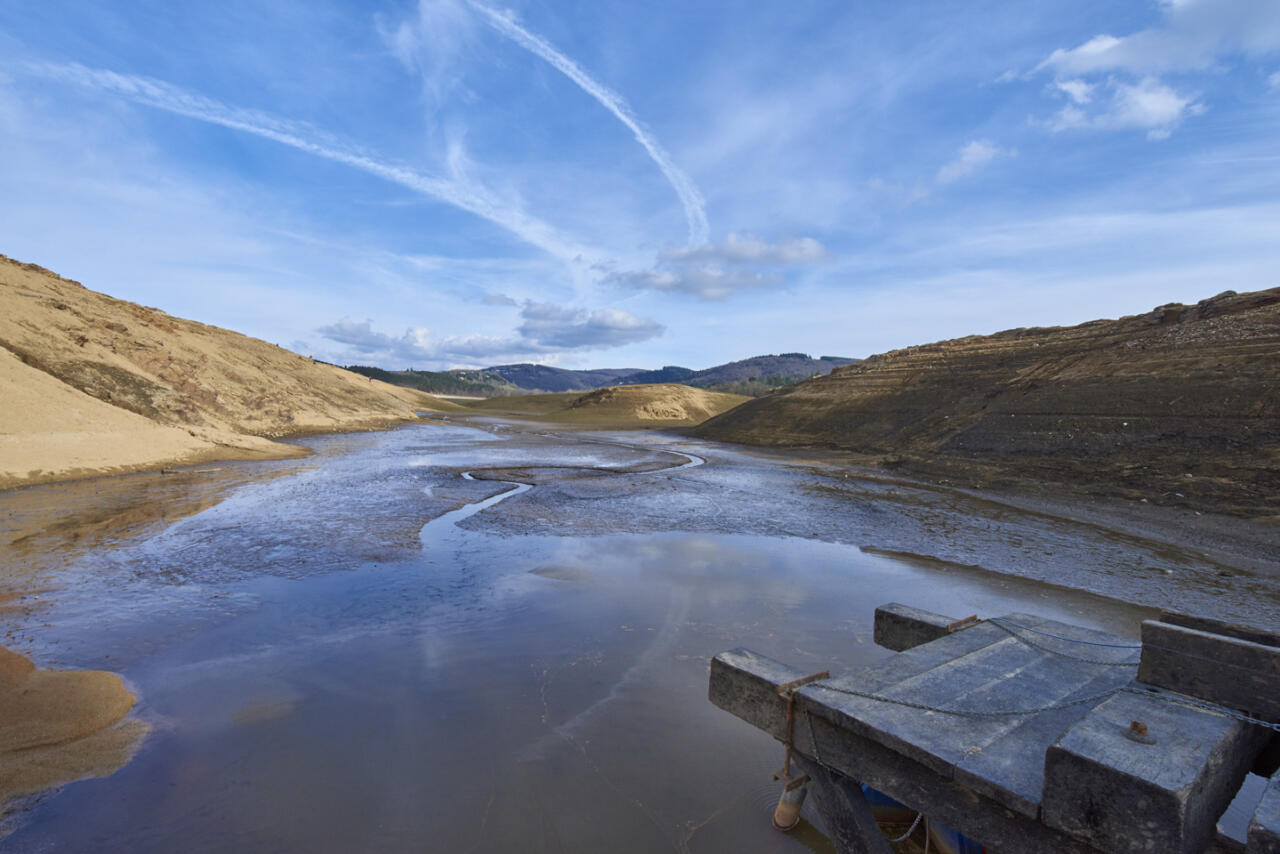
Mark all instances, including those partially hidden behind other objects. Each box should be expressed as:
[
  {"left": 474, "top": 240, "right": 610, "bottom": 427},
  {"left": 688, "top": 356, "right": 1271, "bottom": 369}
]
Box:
[
  {"left": 1269, "top": 70, "right": 1280, "bottom": 90},
  {"left": 604, "top": 266, "right": 782, "bottom": 301},
  {"left": 1046, "top": 77, "right": 1203, "bottom": 140},
  {"left": 604, "top": 234, "right": 826, "bottom": 300},
  {"left": 662, "top": 234, "right": 826, "bottom": 265},
  {"left": 517, "top": 302, "right": 663, "bottom": 348},
  {"left": 318, "top": 300, "right": 663, "bottom": 366},
  {"left": 1055, "top": 79, "right": 1094, "bottom": 105},
  {"left": 936, "top": 140, "right": 1008, "bottom": 185},
  {"left": 1033, "top": 0, "right": 1279, "bottom": 139},
  {"left": 1038, "top": 0, "right": 1280, "bottom": 76}
]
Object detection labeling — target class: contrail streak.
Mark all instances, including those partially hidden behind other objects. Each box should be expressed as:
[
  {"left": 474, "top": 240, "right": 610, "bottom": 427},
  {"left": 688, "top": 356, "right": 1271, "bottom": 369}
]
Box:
[
  {"left": 467, "top": 2, "right": 709, "bottom": 246},
  {"left": 28, "top": 62, "right": 595, "bottom": 264}
]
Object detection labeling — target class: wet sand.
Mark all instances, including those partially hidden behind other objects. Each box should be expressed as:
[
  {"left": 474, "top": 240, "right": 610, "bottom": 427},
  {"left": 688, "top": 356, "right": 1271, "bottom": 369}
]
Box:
[
  {"left": 0, "top": 645, "right": 148, "bottom": 813},
  {"left": 0, "top": 419, "right": 1274, "bottom": 850}
]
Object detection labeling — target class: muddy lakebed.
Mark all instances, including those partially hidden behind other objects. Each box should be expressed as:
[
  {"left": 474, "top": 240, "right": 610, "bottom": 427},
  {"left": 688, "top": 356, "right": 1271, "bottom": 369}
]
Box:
[{"left": 1, "top": 419, "right": 1276, "bottom": 852}]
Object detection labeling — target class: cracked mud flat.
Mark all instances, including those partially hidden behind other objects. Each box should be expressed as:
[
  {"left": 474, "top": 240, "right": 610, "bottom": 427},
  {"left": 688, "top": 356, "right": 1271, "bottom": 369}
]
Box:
[{"left": 0, "top": 420, "right": 1275, "bottom": 852}]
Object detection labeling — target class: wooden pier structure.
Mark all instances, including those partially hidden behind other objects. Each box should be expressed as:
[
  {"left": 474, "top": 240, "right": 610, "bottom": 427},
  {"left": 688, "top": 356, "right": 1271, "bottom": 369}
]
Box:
[{"left": 709, "top": 603, "right": 1280, "bottom": 853}]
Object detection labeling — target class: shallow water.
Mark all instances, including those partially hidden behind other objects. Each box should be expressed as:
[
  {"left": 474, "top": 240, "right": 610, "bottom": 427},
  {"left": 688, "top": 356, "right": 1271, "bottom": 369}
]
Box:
[{"left": 0, "top": 422, "right": 1270, "bottom": 851}]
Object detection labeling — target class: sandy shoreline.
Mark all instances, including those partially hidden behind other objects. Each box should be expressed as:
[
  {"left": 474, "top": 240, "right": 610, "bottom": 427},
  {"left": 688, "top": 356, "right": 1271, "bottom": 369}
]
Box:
[{"left": 0, "top": 409, "right": 429, "bottom": 494}]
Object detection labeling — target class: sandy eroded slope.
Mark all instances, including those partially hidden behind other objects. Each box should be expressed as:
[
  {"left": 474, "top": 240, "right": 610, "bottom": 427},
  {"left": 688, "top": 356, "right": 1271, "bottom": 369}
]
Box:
[{"left": 0, "top": 255, "right": 461, "bottom": 488}]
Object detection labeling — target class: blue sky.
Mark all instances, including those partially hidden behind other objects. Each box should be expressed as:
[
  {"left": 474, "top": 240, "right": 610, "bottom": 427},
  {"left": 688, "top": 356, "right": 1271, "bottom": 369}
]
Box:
[{"left": 2, "top": 0, "right": 1278, "bottom": 370}]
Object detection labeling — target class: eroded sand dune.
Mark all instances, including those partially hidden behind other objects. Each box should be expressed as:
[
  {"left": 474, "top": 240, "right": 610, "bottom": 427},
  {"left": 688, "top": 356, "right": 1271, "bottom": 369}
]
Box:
[
  {"left": 564, "top": 384, "right": 749, "bottom": 424},
  {"left": 461, "top": 383, "right": 749, "bottom": 427},
  {"left": 0, "top": 255, "right": 462, "bottom": 488}
]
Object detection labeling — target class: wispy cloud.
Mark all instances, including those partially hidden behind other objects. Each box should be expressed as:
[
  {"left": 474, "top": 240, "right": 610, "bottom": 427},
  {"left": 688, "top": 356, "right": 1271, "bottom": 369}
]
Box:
[
  {"left": 465, "top": 1, "right": 709, "bottom": 246},
  {"left": 318, "top": 299, "right": 663, "bottom": 367},
  {"left": 936, "top": 140, "right": 1009, "bottom": 185},
  {"left": 377, "top": 0, "right": 478, "bottom": 104},
  {"left": 24, "top": 61, "right": 596, "bottom": 264},
  {"left": 662, "top": 234, "right": 825, "bottom": 265},
  {"left": 517, "top": 302, "right": 663, "bottom": 348},
  {"left": 1037, "top": 0, "right": 1280, "bottom": 76},
  {"left": 604, "top": 233, "right": 825, "bottom": 300}
]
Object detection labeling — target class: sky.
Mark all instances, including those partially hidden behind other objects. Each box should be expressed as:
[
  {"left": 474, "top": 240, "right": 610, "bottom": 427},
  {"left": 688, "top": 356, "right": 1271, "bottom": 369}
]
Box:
[{"left": 1, "top": 0, "right": 1279, "bottom": 371}]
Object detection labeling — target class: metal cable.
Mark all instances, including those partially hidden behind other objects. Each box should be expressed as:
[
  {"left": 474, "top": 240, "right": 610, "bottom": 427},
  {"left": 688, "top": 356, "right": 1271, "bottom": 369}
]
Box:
[
  {"left": 888, "top": 811, "right": 923, "bottom": 843},
  {"left": 985, "top": 617, "right": 1141, "bottom": 649},
  {"left": 986, "top": 619, "right": 1141, "bottom": 666},
  {"left": 808, "top": 680, "right": 1128, "bottom": 718},
  {"left": 1123, "top": 686, "right": 1280, "bottom": 733}
]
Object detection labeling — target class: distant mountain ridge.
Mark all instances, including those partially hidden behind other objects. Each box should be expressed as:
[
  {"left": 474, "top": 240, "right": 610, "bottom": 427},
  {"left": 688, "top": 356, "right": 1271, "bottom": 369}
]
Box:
[{"left": 347, "top": 353, "right": 856, "bottom": 397}]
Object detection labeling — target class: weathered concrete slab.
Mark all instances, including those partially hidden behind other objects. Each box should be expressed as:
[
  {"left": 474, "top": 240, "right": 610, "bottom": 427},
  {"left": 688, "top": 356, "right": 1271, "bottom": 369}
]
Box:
[
  {"left": 1043, "top": 688, "right": 1266, "bottom": 854},
  {"left": 1139, "top": 619, "right": 1280, "bottom": 721},
  {"left": 1249, "top": 770, "right": 1280, "bottom": 853}
]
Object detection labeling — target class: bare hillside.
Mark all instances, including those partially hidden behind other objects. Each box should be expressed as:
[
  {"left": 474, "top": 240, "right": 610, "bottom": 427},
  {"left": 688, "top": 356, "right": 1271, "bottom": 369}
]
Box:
[
  {"left": 460, "top": 384, "right": 749, "bottom": 428},
  {"left": 0, "top": 255, "right": 460, "bottom": 488},
  {"left": 695, "top": 289, "right": 1280, "bottom": 517}
]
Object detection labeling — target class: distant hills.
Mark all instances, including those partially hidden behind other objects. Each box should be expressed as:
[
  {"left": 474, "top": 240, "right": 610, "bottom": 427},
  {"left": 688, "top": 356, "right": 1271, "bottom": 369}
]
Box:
[{"left": 346, "top": 353, "right": 856, "bottom": 397}]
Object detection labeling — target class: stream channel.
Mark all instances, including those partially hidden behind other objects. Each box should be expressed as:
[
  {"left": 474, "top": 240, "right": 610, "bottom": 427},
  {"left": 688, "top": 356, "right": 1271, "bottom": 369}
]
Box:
[{"left": 1, "top": 419, "right": 1274, "bottom": 852}]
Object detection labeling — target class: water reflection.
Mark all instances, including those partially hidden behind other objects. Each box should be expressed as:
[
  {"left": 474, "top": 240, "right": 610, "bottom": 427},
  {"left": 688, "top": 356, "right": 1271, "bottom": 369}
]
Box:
[{"left": 0, "top": 421, "right": 1247, "bottom": 851}]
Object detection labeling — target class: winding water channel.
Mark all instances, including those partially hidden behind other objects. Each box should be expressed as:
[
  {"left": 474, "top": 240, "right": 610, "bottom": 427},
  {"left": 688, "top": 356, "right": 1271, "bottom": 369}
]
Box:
[{"left": 1, "top": 420, "right": 1274, "bottom": 851}]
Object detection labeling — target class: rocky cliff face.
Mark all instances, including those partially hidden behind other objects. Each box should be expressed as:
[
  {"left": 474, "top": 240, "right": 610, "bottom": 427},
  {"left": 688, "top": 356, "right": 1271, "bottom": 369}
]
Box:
[{"left": 694, "top": 289, "right": 1280, "bottom": 517}]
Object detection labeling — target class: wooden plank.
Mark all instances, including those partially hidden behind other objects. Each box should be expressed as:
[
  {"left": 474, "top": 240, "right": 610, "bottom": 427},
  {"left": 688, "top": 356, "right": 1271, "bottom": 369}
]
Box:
[
  {"left": 791, "top": 754, "right": 894, "bottom": 854},
  {"left": 851, "top": 620, "right": 1012, "bottom": 694},
  {"left": 1159, "top": 613, "right": 1279, "bottom": 650},
  {"left": 1139, "top": 620, "right": 1280, "bottom": 720},
  {"left": 707, "top": 648, "right": 808, "bottom": 740},
  {"left": 1043, "top": 688, "right": 1268, "bottom": 854},
  {"left": 803, "top": 625, "right": 1134, "bottom": 798},
  {"left": 951, "top": 667, "right": 1132, "bottom": 817},
  {"left": 1249, "top": 770, "right": 1280, "bottom": 854},
  {"left": 795, "top": 702, "right": 1101, "bottom": 854},
  {"left": 873, "top": 603, "right": 957, "bottom": 651}
]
